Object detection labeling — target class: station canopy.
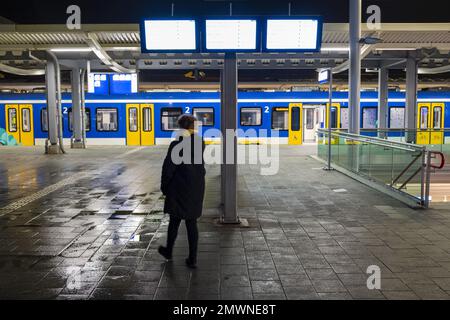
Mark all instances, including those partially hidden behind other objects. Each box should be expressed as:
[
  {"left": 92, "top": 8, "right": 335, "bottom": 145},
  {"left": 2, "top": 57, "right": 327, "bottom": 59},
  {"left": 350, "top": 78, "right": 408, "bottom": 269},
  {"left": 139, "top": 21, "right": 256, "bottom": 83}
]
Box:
[{"left": 0, "top": 22, "right": 449, "bottom": 75}]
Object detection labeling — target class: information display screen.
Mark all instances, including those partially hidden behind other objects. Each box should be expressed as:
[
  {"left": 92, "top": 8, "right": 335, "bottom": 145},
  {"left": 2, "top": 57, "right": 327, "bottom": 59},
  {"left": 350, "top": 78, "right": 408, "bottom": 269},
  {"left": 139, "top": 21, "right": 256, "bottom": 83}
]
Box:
[
  {"left": 87, "top": 73, "right": 109, "bottom": 94},
  {"left": 109, "top": 73, "right": 138, "bottom": 94},
  {"left": 141, "top": 19, "right": 197, "bottom": 52},
  {"left": 264, "top": 18, "right": 322, "bottom": 51},
  {"left": 204, "top": 19, "right": 258, "bottom": 51},
  {"left": 318, "top": 69, "right": 329, "bottom": 84}
]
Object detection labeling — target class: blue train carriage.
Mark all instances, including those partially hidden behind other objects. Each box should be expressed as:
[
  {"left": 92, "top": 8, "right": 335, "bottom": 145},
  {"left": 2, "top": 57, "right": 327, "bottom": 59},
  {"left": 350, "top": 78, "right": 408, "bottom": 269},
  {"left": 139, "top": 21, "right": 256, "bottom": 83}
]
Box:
[
  {"left": 0, "top": 93, "right": 43, "bottom": 146},
  {"left": 1, "top": 90, "right": 449, "bottom": 146},
  {"left": 415, "top": 91, "right": 449, "bottom": 145},
  {"left": 356, "top": 91, "right": 450, "bottom": 145}
]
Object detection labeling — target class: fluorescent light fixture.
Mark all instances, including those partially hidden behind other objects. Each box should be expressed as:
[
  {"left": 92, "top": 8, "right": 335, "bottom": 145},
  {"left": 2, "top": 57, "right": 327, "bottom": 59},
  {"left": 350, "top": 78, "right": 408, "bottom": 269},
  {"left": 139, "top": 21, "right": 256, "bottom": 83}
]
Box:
[
  {"left": 264, "top": 18, "right": 322, "bottom": 51},
  {"left": 107, "top": 47, "right": 141, "bottom": 51},
  {"left": 50, "top": 48, "right": 92, "bottom": 52},
  {"left": 320, "top": 47, "right": 349, "bottom": 52},
  {"left": 204, "top": 19, "right": 258, "bottom": 51},
  {"left": 376, "top": 48, "right": 417, "bottom": 51},
  {"left": 141, "top": 19, "right": 197, "bottom": 52}
]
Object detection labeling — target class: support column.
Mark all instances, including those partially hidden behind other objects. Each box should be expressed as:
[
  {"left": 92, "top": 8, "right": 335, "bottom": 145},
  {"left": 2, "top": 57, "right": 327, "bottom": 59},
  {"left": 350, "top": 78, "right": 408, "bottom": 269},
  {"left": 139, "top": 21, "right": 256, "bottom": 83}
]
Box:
[
  {"left": 71, "top": 67, "right": 83, "bottom": 148},
  {"left": 406, "top": 53, "right": 418, "bottom": 143},
  {"left": 349, "top": 0, "right": 361, "bottom": 134},
  {"left": 45, "top": 60, "right": 59, "bottom": 154},
  {"left": 220, "top": 69, "right": 225, "bottom": 206},
  {"left": 377, "top": 67, "right": 389, "bottom": 138},
  {"left": 221, "top": 52, "right": 238, "bottom": 224}
]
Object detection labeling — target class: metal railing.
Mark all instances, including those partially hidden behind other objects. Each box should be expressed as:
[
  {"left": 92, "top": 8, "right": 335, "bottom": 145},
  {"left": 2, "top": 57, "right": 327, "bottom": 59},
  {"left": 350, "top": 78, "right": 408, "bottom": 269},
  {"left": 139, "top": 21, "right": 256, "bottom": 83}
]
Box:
[
  {"left": 316, "top": 128, "right": 445, "bottom": 208},
  {"left": 331, "top": 128, "right": 450, "bottom": 147}
]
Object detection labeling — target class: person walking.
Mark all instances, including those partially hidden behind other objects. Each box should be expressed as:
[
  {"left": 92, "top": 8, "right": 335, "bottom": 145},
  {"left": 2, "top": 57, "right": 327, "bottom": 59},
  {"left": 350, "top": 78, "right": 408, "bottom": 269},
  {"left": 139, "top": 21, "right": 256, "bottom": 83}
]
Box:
[{"left": 158, "top": 114, "right": 205, "bottom": 268}]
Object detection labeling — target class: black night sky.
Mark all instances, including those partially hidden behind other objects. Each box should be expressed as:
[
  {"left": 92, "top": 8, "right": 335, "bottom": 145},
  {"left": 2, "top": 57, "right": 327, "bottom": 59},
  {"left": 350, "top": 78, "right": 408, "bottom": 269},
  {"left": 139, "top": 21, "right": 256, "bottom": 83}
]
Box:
[
  {"left": 1, "top": 0, "right": 449, "bottom": 86},
  {"left": 1, "top": 0, "right": 449, "bottom": 24}
]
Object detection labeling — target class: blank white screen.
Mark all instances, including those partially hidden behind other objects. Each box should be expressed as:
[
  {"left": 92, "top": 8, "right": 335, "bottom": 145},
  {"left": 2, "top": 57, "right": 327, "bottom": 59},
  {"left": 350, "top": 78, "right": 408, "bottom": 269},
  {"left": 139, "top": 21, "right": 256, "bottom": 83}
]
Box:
[
  {"left": 266, "top": 19, "right": 319, "bottom": 50},
  {"left": 144, "top": 20, "right": 196, "bottom": 50},
  {"left": 205, "top": 20, "right": 257, "bottom": 50}
]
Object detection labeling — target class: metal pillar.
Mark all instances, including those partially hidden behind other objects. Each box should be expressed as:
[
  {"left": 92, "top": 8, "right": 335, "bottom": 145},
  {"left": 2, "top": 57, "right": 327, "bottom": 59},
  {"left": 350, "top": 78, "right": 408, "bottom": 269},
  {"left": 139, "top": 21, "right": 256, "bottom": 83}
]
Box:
[
  {"left": 220, "top": 69, "right": 225, "bottom": 207},
  {"left": 221, "top": 52, "right": 239, "bottom": 224},
  {"left": 45, "top": 60, "right": 59, "bottom": 153},
  {"left": 406, "top": 53, "right": 418, "bottom": 143},
  {"left": 71, "top": 67, "right": 84, "bottom": 148},
  {"left": 377, "top": 67, "right": 388, "bottom": 138},
  {"left": 349, "top": 0, "right": 361, "bottom": 134},
  {"left": 80, "top": 69, "right": 87, "bottom": 148},
  {"left": 325, "top": 69, "right": 333, "bottom": 171}
]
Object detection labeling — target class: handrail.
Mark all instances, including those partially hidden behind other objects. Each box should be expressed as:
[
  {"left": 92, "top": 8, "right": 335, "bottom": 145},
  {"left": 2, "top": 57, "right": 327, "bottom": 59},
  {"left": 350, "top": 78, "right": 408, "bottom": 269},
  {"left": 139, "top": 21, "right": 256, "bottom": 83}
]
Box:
[
  {"left": 333, "top": 128, "right": 450, "bottom": 132},
  {"left": 316, "top": 129, "right": 432, "bottom": 208},
  {"left": 429, "top": 151, "right": 445, "bottom": 169},
  {"left": 359, "top": 128, "right": 450, "bottom": 133},
  {"left": 317, "top": 128, "right": 426, "bottom": 152}
]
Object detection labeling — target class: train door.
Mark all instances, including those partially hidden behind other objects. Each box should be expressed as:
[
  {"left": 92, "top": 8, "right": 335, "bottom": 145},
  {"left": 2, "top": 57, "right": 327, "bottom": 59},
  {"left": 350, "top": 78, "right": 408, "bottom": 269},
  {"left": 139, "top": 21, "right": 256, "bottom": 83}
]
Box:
[
  {"left": 288, "top": 103, "right": 302, "bottom": 145},
  {"left": 5, "top": 104, "right": 34, "bottom": 145},
  {"left": 126, "top": 104, "right": 154, "bottom": 146},
  {"left": 417, "top": 103, "right": 430, "bottom": 144},
  {"left": 430, "top": 103, "right": 444, "bottom": 144},
  {"left": 326, "top": 103, "right": 341, "bottom": 129},
  {"left": 303, "top": 105, "right": 320, "bottom": 142}
]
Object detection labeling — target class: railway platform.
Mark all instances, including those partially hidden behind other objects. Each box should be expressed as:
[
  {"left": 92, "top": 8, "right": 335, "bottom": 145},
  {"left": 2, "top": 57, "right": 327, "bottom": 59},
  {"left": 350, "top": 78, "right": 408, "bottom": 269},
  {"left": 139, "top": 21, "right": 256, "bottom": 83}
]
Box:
[{"left": 1, "top": 146, "right": 450, "bottom": 300}]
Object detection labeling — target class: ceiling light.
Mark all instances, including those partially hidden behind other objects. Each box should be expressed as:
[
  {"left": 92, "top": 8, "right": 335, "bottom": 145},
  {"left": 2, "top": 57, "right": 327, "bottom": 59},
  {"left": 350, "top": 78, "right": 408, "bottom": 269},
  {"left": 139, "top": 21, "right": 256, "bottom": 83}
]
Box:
[
  {"left": 50, "top": 48, "right": 92, "bottom": 52},
  {"left": 320, "top": 47, "right": 350, "bottom": 52},
  {"left": 376, "top": 48, "right": 417, "bottom": 51}
]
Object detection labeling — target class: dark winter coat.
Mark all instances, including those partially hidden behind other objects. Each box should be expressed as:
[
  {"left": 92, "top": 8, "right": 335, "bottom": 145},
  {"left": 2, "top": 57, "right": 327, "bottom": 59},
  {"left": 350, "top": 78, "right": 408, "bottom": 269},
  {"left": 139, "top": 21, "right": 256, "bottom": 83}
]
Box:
[{"left": 161, "top": 134, "right": 206, "bottom": 220}]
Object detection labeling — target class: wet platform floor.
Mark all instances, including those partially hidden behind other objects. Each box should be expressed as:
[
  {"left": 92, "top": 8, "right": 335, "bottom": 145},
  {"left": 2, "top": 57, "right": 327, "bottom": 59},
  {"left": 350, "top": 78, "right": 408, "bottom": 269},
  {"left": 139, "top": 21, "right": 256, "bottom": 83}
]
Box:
[{"left": 1, "top": 145, "right": 450, "bottom": 300}]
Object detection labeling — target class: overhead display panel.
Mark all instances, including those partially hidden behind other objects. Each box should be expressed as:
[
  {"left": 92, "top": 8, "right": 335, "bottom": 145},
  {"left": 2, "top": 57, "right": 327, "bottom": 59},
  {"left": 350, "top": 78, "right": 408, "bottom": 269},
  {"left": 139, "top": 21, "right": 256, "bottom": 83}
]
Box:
[
  {"left": 140, "top": 19, "right": 198, "bottom": 52},
  {"left": 87, "top": 73, "right": 109, "bottom": 94},
  {"left": 109, "top": 73, "right": 138, "bottom": 94},
  {"left": 203, "top": 19, "right": 259, "bottom": 52},
  {"left": 263, "top": 17, "right": 322, "bottom": 52}
]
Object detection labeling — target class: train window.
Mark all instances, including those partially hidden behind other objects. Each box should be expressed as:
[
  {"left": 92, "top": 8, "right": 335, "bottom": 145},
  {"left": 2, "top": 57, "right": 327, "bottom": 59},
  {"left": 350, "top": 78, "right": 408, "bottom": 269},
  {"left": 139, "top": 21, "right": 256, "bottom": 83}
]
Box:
[
  {"left": 8, "top": 108, "right": 18, "bottom": 132},
  {"left": 128, "top": 107, "right": 138, "bottom": 132},
  {"left": 330, "top": 107, "right": 338, "bottom": 128},
  {"left": 362, "top": 108, "right": 377, "bottom": 129},
  {"left": 193, "top": 108, "right": 214, "bottom": 126},
  {"left": 96, "top": 108, "right": 118, "bottom": 131},
  {"left": 240, "top": 107, "right": 262, "bottom": 126},
  {"left": 68, "top": 108, "right": 91, "bottom": 132},
  {"left": 84, "top": 109, "right": 91, "bottom": 131},
  {"left": 41, "top": 109, "right": 48, "bottom": 132},
  {"left": 161, "top": 108, "right": 182, "bottom": 131},
  {"left": 271, "top": 108, "right": 288, "bottom": 130},
  {"left": 389, "top": 107, "right": 404, "bottom": 129},
  {"left": 433, "top": 107, "right": 442, "bottom": 129},
  {"left": 22, "top": 108, "right": 31, "bottom": 132},
  {"left": 291, "top": 107, "right": 300, "bottom": 131},
  {"left": 420, "top": 107, "right": 428, "bottom": 129},
  {"left": 340, "top": 108, "right": 349, "bottom": 129},
  {"left": 142, "top": 107, "right": 152, "bottom": 132},
  {"left": 306, "top": 109, "right": 314, "bottom": 130}
]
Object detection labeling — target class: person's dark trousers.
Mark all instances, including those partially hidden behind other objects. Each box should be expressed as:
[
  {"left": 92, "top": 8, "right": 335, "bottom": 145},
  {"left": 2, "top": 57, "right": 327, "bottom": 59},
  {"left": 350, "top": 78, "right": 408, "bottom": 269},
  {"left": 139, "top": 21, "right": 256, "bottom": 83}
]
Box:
[{"left": 166, "top": 215, "right": 198, "bottom": 261}]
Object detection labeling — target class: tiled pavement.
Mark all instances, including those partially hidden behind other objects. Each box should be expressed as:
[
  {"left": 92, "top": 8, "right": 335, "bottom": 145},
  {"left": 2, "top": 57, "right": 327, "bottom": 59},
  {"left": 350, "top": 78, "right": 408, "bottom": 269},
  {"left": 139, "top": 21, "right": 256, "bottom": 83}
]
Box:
[{"left": 1, "top": 145, "right": 450, "bottom": 300}]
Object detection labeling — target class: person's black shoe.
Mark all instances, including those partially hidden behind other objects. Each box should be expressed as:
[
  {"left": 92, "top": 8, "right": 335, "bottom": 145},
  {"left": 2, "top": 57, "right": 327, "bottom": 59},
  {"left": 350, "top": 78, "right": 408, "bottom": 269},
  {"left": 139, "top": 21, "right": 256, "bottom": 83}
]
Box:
[
  {"left": 158, "top": 246, "right": 172, "bottom": 261},
  {"left": 185, "top": 258, "right": 197, "bottom": 269}
]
